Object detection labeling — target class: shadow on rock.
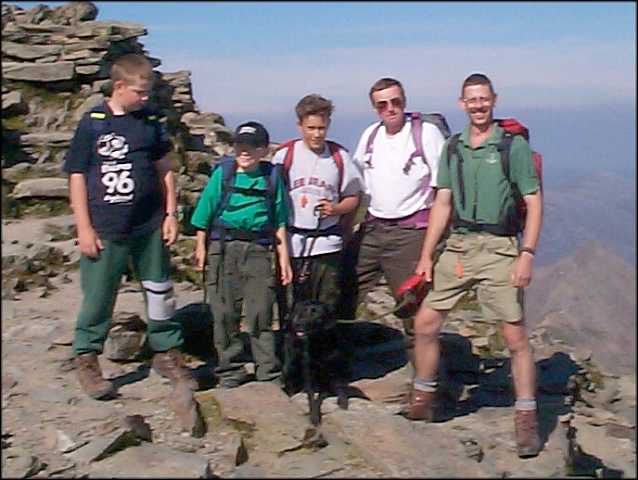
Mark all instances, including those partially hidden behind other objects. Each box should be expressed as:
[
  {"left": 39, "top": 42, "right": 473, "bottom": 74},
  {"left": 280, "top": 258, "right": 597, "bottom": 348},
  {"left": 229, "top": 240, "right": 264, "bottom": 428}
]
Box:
[
  {"left": 447, "top": 347, "right": 579, "bottom": 449},
  {"left": 110, "top": 364, "right": 150, "bottom": 390},
  {"left": 344, "top": 321, "right": 408, "bottom": 381},
  {"left": 171, "top": 302, "right": 216, "bottom": 361}
]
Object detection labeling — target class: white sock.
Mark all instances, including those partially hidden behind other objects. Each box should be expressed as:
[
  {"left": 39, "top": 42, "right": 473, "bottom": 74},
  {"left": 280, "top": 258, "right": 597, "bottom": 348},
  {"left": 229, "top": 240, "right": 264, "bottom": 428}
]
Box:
[
  {"left": 413, "top": 378, "right": 438, "bottom": 392},
  {"left": 515, "top": 398, "right": 537, "bottom": 411}
]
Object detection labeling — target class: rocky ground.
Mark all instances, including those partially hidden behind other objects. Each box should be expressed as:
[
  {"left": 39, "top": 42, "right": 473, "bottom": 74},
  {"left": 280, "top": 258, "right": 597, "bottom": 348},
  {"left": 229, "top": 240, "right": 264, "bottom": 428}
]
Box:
[{"left": 1, "top": 215, "right": 636, "bottom": 478}]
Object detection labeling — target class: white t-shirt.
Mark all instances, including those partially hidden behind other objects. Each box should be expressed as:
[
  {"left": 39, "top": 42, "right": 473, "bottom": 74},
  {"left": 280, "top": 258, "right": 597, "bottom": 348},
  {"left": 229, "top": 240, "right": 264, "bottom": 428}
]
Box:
[
  {"left": 352, "top": 117, "right": 445, "bottom": 219},
  {"left": 272, "top": 140, "right": 362, "bottom": 257}
]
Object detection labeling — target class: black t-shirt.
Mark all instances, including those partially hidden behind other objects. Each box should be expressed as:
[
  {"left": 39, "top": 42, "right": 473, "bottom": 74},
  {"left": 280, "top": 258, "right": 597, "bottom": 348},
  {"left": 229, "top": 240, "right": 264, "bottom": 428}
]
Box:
[{"left": 63, "top": 103, "right": 172, "bottom": 240}]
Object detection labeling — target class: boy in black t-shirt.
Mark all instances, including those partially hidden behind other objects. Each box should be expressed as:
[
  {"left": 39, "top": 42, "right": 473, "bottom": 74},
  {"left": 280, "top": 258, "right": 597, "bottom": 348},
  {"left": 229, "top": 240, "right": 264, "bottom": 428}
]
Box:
[{"left": 63, "top": 54, "right": 197, "bottom": 400}]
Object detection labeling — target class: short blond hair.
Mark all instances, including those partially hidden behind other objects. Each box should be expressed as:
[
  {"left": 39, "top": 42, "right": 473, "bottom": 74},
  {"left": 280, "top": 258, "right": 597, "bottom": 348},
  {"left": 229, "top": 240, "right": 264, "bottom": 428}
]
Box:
[{"left": 110, "top": 54, "right": 153, "bottom": 84}]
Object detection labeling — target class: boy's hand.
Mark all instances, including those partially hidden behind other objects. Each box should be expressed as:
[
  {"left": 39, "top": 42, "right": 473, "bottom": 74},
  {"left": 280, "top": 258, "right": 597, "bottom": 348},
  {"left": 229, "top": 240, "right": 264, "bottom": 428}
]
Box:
[
  {"left": 279, "top": 259, "right": 293, "bottom": 286},
  {"left": 315, "top": 199, "right": 337, "bottom": 218},
  {"left": 193, "top": 242, "right": 206, "bottom": 272},
  {"left": 77, "top": 226, "right": 104, "bottom": 258},
  {"left": 162, "top": 215, "right": 179, "bottom": 245}
]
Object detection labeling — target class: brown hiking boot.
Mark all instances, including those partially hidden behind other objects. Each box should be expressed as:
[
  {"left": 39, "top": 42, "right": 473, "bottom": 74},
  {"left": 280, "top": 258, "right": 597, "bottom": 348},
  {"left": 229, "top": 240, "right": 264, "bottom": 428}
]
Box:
[
  {"left": 152, "top": 349, "right": 198, "bottom": 391},
  {"left": 515, "top": 409, "right": 541, "bottom": 458},
  {"left": 74, "top": 352, "right": 116, "bottom": 400},
  {"left": 405, "top": 389, "right": 436, "bottom": 421}
]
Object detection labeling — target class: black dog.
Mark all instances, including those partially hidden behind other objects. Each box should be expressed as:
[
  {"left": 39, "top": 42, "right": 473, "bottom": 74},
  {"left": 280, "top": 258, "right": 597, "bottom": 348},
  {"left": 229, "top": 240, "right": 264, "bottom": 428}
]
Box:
[{"left": 282, "top": 300, "right": 350, "bottom": 426}]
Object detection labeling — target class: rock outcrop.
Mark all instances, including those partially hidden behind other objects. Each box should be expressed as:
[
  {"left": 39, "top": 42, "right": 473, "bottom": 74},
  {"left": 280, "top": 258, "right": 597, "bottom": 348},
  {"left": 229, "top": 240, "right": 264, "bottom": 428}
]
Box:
[{"left": 2, "top": 1, "right": 234, "bottom": 286}]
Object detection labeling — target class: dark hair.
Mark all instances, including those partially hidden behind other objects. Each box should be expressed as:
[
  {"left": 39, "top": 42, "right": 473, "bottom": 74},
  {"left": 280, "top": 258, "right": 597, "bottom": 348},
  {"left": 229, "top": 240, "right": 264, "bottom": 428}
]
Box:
[
  {"left": 460, "top": 73, "right": 495, "bottom": 97},
  {"left": 368, "top": 77, "right": 406, "bottom": 105},
  {"left": 110, "top": 53, "right": 153, "bottom": 84},
  {"left": 295, "top": 94, "right": 334, "bottom": 122}
]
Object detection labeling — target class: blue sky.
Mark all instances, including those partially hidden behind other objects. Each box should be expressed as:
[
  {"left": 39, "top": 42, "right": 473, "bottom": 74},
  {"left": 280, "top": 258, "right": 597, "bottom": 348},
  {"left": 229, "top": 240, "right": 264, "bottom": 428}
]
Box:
[{"left": 12, "top": 1, "right": 638, "bottom": 182}]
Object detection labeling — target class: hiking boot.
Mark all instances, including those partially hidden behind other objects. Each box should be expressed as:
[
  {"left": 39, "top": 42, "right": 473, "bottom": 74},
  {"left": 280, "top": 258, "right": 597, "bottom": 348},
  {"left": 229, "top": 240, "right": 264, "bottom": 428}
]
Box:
[
  {"left": 74, "top": 352, "right": 116, "bottom": 400},
  {"left": 218, "top": 370, "right": 251, "bottom": 389},
  {"left": 515, "top": 409, "right": 541, "bottom": 458},
  {"left": 405, "top": 389, "right": 436, "bottom": 421},
  {"left": 152, "top": 349, "right": 198, "bottom": 391}
]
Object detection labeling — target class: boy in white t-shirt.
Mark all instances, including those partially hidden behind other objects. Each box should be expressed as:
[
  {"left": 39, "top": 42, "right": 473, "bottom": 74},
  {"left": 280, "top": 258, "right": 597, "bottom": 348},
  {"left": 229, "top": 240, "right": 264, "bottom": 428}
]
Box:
[{"left": 272, "top": 94, "right": 362, "bottom": 310}]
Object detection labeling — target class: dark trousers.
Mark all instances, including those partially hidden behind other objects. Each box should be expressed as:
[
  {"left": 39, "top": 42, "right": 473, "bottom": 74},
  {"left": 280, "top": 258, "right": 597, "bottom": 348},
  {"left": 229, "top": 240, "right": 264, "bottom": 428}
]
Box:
[
  {"left": 206, "top": 239, "right": 281, "bottom": 381},
  {"left": 340, "top": 221, "right": 426, "bottom": 349}
]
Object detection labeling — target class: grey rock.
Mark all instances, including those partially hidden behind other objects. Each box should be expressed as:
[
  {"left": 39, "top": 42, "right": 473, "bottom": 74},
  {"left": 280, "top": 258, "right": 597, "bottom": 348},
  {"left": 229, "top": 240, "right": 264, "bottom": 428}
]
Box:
[
  {"left": 44, "top": 426, "right": 89, "bottom": 453},
  {"left": 18, "top": 131, "right": 74, "bottom": 147},
  {"left": 87, "top": 443, "right": 213, "bottom": 478},
  {"left": 65, "top": 428, "right": 141, "bottom": 464},
  {"left": 2, "top": 90, "right": 28, "bottom": 117},
  {"left": 31, "top": 387, "right": 76, "bottom": 405},
  {"left": 10, "top": 178, "right": 69, "bottom": 199},
  {"left": 73, "top": 93, "right": 104, "bottom": 122},
  {"left": 3, "top": 61, "right": 75, "bottom": 82},
  {"left": 2, "top": 163, "right": 35, "bottom": 182},
  {"left": 75, "top": 64, "right": 101, "bottom": 75},
  {"left": 2, "top": 41, "right": 63, "bottom": 60},
  {"left": 121, "top": 415, "right": 153, "bottom": 442},
  {"left": 50, "top": 2, "right": 98, "bottom": 25},
  {"left": 168, "top": 383, "right": 206, "bottom": 438},
  {"left": 2, "top": 447, "right": 42, "bottom": 478},
  {"left": 104, "top": 327, "right": 145, "bottom": 361}
]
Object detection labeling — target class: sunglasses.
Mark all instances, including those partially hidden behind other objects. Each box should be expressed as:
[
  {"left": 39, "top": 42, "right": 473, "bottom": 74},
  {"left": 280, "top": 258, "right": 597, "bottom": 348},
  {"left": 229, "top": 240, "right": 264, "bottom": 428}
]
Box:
[
  {"left": 462, "top": 96, "right": 493, "bottom": 106},
  {"left": 374, "top": 97, "right": 404, "bottom": 111}
]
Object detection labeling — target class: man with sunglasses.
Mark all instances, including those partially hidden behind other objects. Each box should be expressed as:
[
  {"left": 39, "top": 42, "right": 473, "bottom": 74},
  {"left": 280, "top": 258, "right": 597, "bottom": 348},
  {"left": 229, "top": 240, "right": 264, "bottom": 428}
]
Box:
[{"left": 343, "top": 77, "right": 446, "bottom": 376}]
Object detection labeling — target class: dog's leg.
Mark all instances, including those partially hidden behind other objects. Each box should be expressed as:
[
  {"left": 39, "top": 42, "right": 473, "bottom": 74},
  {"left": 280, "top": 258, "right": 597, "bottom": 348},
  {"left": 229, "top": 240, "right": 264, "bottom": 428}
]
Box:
[
  {"left": 302, "top": 338, "right": 322, "bottom": 426},
  {"left": 336, "top": 384, "right": 349, "bottom": 410},
  {"left": 309, "top": 392, "right": 321, "bottom": 426}
]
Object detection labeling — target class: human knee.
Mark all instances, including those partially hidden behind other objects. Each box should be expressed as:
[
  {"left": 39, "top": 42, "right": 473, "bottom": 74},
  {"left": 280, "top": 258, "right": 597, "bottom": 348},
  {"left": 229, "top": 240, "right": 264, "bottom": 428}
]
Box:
[
  {"left": 142, "top": 280, "right": 176, "bottom": 321},
  {"left": 502, "top": 321, "right": 532, "bottom": 354},
  {"left": 413, "top": 307, "right": 443, "bottom": 337}
]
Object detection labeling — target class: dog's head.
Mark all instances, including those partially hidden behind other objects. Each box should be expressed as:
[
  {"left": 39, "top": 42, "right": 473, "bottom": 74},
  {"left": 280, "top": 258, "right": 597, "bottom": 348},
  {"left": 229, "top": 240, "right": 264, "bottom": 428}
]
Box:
[{"left": 289, "top": 300, "right": 336, "bottom": 338}]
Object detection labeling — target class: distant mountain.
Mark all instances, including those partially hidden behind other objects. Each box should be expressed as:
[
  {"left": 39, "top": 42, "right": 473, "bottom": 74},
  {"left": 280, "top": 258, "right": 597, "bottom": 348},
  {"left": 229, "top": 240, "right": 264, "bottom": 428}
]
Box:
[
  {"left": 526, "top": 240, "right": 636, "bottom": 374},
  {"left": 537, "top": 171, "right": 636, "bottom": 266}
]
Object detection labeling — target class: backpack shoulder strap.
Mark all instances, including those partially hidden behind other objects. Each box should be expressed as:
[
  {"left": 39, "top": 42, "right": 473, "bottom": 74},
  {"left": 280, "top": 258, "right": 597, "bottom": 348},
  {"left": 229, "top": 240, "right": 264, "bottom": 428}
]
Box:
[
  {"left": 260, "top": 161, "right": 281, "bottom": 230},
  {"left": 326, "top": 140, "right": 345, "bottom": 194},
  {"left": 88, "top": 104, "right": 110, "bottom": 136},
  {"left": 212, "top": 156, "right": 237, "bottom": 223},
  {"left": 497, "top": 133, "right": 515, "bottom": 182},
  {"left": 277, "top": 139, "right": 298, "bottom": 175},
  {"left": 363, "top": 122, "right": 383, "bottom": 167},
  {"left": 409, "top": 112, "right": 424, "bottom": 161},
  {"left": 446, "top": 133, "right": 466, "bottom": 210}
]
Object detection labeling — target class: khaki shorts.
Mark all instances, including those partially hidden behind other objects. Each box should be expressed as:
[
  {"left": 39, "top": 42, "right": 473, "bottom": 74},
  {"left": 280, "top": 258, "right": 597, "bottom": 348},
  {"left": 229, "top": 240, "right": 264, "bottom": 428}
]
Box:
[{"left": 423, "top": 232, "right": 524, "bottom": 323}]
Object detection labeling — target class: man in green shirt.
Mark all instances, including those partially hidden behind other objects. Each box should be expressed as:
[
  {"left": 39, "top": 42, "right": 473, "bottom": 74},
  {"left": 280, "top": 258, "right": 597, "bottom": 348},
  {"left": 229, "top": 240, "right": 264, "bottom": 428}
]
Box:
[
  {"left": 408, "top": 73, "right": 543, "bottom": 459},
  {"left": 191, "top": 121, "right": 292, "bottom": 389}
]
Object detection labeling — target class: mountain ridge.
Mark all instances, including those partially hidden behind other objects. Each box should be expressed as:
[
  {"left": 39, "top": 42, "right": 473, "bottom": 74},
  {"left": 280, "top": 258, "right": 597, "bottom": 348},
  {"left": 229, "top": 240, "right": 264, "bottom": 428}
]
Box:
[{"left": 526, "top": 239, "right": 636, "bottom": 374}]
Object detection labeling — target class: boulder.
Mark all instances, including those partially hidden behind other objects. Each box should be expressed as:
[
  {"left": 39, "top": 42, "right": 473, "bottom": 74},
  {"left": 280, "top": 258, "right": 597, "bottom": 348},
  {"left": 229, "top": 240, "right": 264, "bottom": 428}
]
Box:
[
  {"left": 10, "top": 178, "right": 69, "bottom": 199},
  {"left": 2, "top": 90, "right": 28, "bottom": 117},
  {"left": 3, "top": 61, "right": 75, "bottom": 82},
  {"left": 50, "top": 2, "right": 98, "bottom": 25},
  {"left": 1, "top": 41, "right": 63, "bottom": 60}
]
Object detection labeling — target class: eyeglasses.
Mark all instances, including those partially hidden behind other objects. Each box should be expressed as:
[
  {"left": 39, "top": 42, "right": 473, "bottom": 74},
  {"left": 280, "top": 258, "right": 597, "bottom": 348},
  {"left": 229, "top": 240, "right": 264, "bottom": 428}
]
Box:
[
  {"left": 462, "top": 96, "right": 493, "bottom": 106},
  {"left": 374, "top": 97, "right": 404, "bottom": 111}
]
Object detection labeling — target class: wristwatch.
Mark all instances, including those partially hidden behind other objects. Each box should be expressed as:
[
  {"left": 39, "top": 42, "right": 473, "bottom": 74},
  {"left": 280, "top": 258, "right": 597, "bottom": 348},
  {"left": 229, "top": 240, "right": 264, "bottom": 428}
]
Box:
[
  {"left": 519, "top": 246, "right": 536, "bottom": 256},
  {"left": 165, "top": 211, "right": 178, "bottom": 218}
]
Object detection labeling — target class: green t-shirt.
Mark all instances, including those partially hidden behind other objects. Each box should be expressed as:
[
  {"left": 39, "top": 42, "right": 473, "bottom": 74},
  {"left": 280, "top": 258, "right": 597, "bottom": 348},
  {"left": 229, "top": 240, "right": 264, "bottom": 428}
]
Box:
[
  {"left": 438, "top": 123, "right": 539, "bottom": 232},
  {"left": 190, "top": 162, "right": 288, "bottom": 232}
]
